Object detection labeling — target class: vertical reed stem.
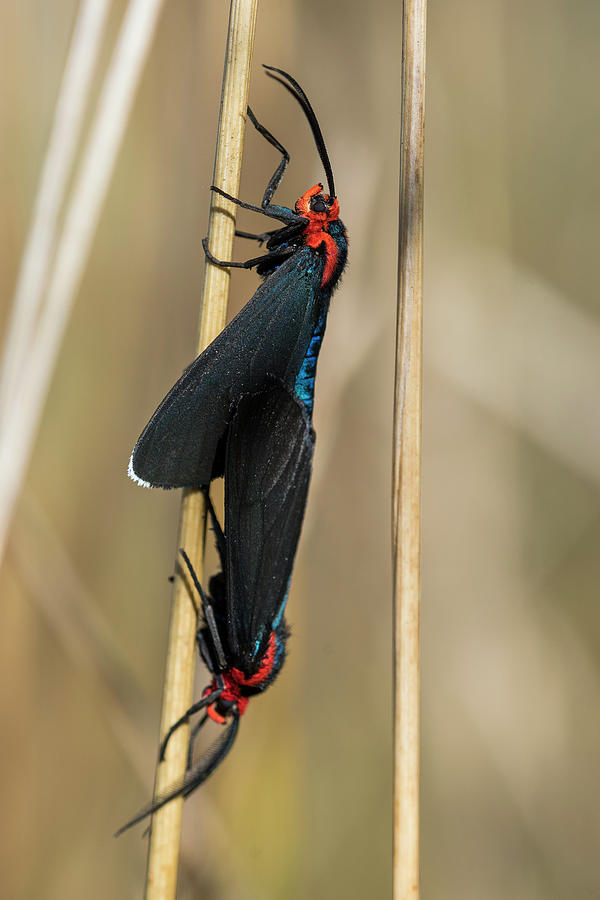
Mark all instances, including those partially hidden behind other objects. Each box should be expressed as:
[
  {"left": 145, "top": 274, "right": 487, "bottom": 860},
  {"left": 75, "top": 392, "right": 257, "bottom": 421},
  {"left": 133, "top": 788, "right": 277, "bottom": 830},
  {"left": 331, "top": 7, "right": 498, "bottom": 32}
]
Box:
[
  {"left": 0, "top": 0, "right": 167, "bottom": 567},
  {"left": 143, "top": 2, "right": 258, "bottom": 898},
  {"left": 392, "top": 1, "right": 426, "bottom": 898},
  {"left": 0, "top": 0, "right": 110, "bottom": 426}
]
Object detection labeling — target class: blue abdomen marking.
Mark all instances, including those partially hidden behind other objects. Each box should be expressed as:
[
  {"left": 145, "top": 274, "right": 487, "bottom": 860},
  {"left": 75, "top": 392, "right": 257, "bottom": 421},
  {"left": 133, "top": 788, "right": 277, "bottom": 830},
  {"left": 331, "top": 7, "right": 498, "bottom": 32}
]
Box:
[
  {"left": 252, "top": 584, "right": 289, "bottom": 657},
  {"left": 294, "top": 305, "right": 329, "bottom": 417}
]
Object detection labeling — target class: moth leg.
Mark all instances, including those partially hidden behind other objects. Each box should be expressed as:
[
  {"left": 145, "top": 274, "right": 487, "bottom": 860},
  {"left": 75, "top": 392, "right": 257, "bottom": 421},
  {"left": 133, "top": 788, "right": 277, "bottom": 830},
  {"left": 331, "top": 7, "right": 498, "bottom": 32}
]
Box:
[
  {"left": 179, "top": 549, "right": 227, "bottom": 671},
  {"left": 202, "top": 486, "right": 226, "bottom": 568},
  {"left": 236, "top": 220, "right": 308, "bottom": 254},
  {"left": 202, "top": 238, "right": 294, "bottom": 271},
  {"left": 209, "top": 185, "right": 300, "bottom": 225},
  {"left": 235, "top": 228, "right": 273, "bottom": 244},
  {"left": 246, "top": 106, "right": 290, "bottom": 207},
  {"left": 210, "top": 105, "right": 291, "bottom": 216},
  {"left": 158, "top": 686, "right": 223, "bottom": 762}
]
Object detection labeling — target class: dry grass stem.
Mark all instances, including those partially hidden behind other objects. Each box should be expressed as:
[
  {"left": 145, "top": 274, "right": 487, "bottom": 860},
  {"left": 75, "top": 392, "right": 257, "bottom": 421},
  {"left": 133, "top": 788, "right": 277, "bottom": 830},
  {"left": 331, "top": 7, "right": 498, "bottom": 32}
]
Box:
[
  {"left": 393, "top": 1, "right": 426, "bottom": 898},
  {"left": 0, "top": 0, "right": 167, "bottom": 567},
  {"left": 0, "top": 0, "right": 110, "bottom": 426},
  {"left": 143, "top": 3, "right": 259, "bottom": 897}
]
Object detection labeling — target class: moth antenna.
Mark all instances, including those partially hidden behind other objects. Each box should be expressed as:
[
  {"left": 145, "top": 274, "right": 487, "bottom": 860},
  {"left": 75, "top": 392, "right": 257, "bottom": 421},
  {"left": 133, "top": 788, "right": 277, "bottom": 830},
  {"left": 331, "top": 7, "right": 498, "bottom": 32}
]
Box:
[{"left": 263, "top": 65, "right": 336, "bottom": 199}]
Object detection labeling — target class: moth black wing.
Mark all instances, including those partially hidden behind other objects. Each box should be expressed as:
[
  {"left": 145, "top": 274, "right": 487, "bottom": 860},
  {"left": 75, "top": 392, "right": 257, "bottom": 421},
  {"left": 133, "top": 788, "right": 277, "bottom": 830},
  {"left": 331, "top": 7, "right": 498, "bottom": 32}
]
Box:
[
  {"left": 224, "top": 379, "right": 314, "bottom": 673},
  {"left": 130, "top": 248, "right": 326, "bottom": 488}
]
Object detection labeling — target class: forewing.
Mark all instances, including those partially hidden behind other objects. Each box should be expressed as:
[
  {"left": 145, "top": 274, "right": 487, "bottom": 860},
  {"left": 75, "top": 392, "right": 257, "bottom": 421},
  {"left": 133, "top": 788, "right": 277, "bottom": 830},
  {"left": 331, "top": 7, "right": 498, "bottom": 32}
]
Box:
[
  {"left": 130, "top": 248, "right": 325, "bottom": 488},
  {"left": 224, "top": 380, "right": 314, "bottom": 671}
]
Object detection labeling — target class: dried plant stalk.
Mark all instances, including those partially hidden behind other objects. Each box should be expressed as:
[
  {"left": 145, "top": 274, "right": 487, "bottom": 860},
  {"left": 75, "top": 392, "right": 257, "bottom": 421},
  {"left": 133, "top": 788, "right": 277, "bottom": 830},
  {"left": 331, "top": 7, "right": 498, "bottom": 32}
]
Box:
[
  {"left": 392, "top": 1, "right": 426, "bottom": 898},
  {"left": 143, "top": 2, "right": 258, "bottom": 898},
  {"left": 0, "top": 0, "right": 110, "bottom": 426},
  {"left": 0, "top": 0, "right": 167, "bottom": 566}
]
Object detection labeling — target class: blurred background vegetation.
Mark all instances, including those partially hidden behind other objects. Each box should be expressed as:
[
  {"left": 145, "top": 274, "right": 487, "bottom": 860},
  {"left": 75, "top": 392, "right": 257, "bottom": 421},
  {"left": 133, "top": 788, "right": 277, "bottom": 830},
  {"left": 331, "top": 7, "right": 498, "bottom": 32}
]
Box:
[{"left": 1, "top": 1, "right": 599, "bottom": 898}]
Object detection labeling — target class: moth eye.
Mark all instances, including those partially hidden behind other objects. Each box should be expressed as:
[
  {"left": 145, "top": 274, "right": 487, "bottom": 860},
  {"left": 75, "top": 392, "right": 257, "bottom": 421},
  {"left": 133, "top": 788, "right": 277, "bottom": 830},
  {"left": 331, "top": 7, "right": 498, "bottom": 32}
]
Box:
[{"left": 310, "top": 197, "right": 327, "bottom": 213}]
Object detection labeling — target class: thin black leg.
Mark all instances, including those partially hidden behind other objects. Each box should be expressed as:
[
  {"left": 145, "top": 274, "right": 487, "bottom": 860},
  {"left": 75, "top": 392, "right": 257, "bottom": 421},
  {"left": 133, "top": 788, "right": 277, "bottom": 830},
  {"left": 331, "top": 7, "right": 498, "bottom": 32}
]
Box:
[
  {"left": 209, "top": 185, "right": 300, "bottom": 225},
  {"left": 236, "top": 220, "right": 308, "bottom": 248},
  {"left": 203, "top": 605, "right": 227, "bottom": 670},
  {"left": 196, "top": 628, "right": 211, "bottom": 670},
  {"left": 202, "top": 486, "right": 226, "bottom": 568},
  {"left": 179, "top": 549, "right": 227, "bottom": 670},
  {"left": 202, "top": 237, "right": 294, "bottom": 271},
  {"left": 159, "top": 687, "right": 222, "bottom": 762},
  {"left": 235, "top": 229, "right": 272, "bottom": 244},
  {"left": 246, "top": 106, "right": 290, "bottom": 207},
  {"left": 196, "top": 625, "right": 224, "bottom": 675}
]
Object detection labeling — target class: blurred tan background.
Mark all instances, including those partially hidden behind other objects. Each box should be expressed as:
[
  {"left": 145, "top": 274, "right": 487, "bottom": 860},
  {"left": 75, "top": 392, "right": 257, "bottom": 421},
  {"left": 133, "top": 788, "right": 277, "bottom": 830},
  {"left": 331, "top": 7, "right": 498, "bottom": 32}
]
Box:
[{"left": 1, "top": 1, "right": 599, "bottom": 898}]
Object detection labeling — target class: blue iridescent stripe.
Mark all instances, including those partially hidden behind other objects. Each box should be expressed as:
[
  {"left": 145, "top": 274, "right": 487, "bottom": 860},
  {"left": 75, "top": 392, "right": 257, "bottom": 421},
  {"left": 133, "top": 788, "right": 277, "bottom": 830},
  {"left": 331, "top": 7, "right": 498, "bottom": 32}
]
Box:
[
  {"left": 294, "top": 305, "right": 328, "bottom": 418},
  {"left": 272, "top": 588, "right": 289, "bottom": 629},
  {"left": 253, "top": 583, "right": 290, "bottom": 656},
  {"left": 273, "top": 635, "right": 286, "bottom": 669}
]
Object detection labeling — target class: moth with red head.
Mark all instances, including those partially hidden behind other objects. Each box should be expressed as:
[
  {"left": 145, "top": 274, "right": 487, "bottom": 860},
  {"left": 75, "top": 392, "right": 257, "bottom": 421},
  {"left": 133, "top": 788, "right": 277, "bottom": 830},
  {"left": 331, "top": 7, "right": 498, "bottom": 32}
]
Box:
[
  {"left": 128, "top": 65, "right": 348, "bottom": 490},
  {"left": 116, "top": 380, "right": 314, "bottom": 835}
]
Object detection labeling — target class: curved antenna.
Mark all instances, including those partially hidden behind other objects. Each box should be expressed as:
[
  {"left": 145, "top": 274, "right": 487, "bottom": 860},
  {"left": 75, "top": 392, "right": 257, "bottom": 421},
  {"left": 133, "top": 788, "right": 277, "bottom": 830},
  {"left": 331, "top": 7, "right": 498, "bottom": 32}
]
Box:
[
  {"left": 182, "top": 710, "right": 240, "bottom": 798},
  {"left": 114, "top": 712, "right": 240, "bottom": 837},
  {"left": 263, "top": 65, "right": 336, "bottom": 199}
]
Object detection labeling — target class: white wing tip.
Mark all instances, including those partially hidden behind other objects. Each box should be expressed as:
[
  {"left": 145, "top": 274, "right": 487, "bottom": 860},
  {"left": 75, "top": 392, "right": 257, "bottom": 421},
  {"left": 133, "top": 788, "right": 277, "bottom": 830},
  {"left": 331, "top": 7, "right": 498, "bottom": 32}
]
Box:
[{"left": 128, "top": 453, "right": 154, "bottom": 489}]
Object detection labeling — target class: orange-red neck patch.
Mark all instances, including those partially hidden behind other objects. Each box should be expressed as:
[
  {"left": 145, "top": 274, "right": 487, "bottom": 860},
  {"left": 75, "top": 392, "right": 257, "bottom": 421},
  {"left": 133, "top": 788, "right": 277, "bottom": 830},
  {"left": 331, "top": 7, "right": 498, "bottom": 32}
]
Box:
[
  {"left": 295, "top": 184, "right": 340, "bottom": 287},
  {"left": 205, "top": 631, "right": 279, "bottom": 723}
]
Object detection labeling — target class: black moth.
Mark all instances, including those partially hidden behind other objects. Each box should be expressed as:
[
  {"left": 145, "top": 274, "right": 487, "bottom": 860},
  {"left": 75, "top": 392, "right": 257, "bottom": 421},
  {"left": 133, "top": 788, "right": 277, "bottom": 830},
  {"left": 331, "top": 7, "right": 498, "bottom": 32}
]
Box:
[
  {"left": 128, "top": 66, "right": 347, "bottom": 489},
  {"left": 116, "top": 380, "right": 314, "bottom": 835}
]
